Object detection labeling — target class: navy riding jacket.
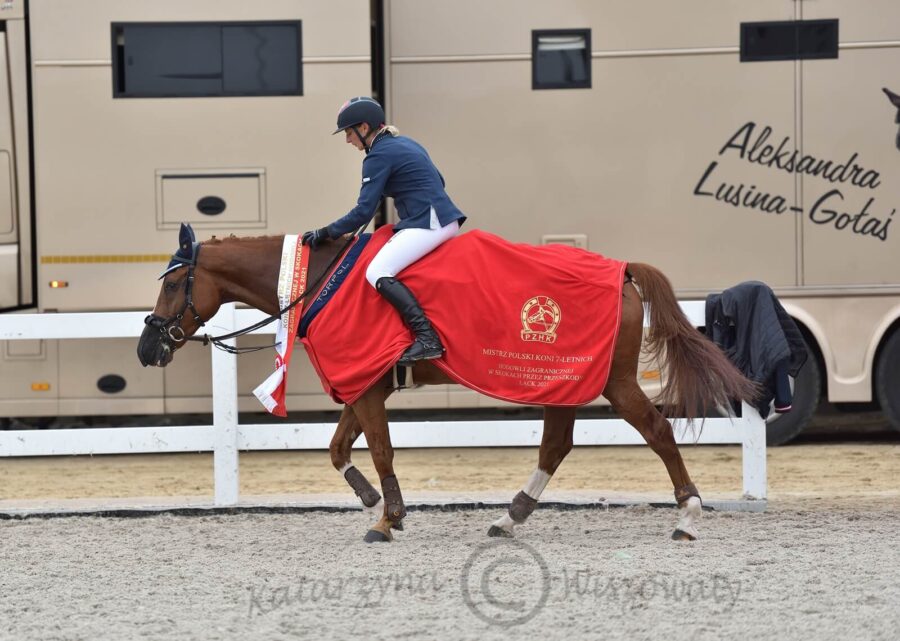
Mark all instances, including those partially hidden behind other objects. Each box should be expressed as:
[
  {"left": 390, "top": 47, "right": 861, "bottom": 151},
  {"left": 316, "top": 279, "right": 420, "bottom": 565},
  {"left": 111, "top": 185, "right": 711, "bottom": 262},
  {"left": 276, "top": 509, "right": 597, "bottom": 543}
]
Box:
[
  {"left": 326, "top": 133, "right": 467, "bottom": 238},
  {"left": 705, "top": 281, "right": 808, "bottom": 418}
]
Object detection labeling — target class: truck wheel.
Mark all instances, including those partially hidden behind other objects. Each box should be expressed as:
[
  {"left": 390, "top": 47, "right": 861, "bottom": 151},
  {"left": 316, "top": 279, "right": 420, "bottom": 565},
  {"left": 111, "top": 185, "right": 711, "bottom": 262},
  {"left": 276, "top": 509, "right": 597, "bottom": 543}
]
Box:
[
  {"left": 875, "top": 330, "right": 900, "bottom": 432},
  {"left": 765, "top": 338, "right": 821, "bottom": 446}
]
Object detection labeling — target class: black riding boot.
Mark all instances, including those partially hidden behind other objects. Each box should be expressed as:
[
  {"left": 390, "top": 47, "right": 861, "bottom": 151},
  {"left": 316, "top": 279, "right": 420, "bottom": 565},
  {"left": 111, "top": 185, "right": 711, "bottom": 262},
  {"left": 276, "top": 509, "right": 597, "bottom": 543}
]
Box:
[{"left": 375, "top": 277, "right": 444, "bottom": 365}]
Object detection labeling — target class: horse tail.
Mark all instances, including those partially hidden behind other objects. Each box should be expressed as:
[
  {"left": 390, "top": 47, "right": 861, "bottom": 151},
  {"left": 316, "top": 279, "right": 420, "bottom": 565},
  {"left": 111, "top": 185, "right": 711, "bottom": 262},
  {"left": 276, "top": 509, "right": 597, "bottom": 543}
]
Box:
[{"left": 627, "top": 262, "right": 758, "bottom": 421}]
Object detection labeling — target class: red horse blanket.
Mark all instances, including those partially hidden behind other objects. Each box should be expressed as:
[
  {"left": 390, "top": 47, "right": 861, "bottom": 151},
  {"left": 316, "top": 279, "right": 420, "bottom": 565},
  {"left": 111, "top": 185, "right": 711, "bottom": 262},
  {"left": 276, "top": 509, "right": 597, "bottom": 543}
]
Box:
[{"left": 301, "top": 226, "right": 627, "bottom": 406}]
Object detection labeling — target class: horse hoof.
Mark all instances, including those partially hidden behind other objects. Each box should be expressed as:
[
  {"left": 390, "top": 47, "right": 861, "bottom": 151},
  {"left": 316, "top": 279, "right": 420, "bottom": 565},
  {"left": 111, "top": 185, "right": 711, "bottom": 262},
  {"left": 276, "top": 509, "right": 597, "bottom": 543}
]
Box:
[
  {"left": 364, "top": 529, "right": 392, "bottom": 543},
  {"left": 487, "top": 525, "right": 513, "bottom": 538},
  {"left": 391, "top": 520, "right": 404, "bottom": 531},
  {"left": 671, "top": 528, "right": 697, "bottom": 542}
]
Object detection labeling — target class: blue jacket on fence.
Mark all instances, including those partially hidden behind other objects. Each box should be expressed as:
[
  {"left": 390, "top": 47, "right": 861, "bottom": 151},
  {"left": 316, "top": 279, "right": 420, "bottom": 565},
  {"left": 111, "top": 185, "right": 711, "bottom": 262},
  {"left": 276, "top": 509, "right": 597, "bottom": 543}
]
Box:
[
  {"left": 326, "top": 133, "right": 467, "bottom": 238},
  {"left": 705, "top": 281, "right": 808, "bottom": 418}
]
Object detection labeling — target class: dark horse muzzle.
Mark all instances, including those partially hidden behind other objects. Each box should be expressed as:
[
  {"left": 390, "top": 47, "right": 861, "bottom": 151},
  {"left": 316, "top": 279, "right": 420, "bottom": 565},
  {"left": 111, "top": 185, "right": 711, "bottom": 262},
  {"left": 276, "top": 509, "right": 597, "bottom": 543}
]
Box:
[
  {"left": 138, "top": 238, "right": 206, "bottom": 368},
  {"left": 138, "top": 293, "right": 205, "bottom": 367},
  {"left": 138, "top": 316, "right": 178, "bottom": 367}
]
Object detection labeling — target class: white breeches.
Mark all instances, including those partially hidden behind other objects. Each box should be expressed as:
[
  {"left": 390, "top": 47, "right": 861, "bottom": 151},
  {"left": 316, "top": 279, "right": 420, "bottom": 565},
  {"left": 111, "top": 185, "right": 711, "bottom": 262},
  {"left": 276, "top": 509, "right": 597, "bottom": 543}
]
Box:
[{"left": 365, "top": 214, "right": 460, "bottom": 287}]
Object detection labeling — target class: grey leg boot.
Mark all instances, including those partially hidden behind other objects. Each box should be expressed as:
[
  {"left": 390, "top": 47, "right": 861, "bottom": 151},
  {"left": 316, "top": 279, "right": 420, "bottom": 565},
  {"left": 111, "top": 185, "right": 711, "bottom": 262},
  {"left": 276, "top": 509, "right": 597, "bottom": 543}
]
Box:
[{"left": 375, "top": 277, "right": 445, "bottom": 365}]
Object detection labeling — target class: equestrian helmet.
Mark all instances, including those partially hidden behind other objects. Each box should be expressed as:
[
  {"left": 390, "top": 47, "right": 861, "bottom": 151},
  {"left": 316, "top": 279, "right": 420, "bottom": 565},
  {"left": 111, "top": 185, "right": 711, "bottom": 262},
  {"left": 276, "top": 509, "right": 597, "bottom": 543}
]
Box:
[{"left": 332, "top": 97, "right": 385, "bottom": 134}]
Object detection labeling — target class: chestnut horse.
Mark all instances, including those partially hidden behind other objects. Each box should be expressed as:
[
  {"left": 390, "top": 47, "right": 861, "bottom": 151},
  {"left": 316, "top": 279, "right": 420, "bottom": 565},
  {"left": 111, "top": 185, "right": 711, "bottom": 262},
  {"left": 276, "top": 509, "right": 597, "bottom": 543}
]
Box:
[{"left": 138, "top": 228, "right": 756, "bottom": 543}]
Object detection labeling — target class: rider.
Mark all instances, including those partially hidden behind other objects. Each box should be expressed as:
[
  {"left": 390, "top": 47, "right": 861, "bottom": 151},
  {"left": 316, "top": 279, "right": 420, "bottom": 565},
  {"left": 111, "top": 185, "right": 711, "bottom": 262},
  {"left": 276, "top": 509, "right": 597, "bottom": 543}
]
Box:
[{"left": 302, "top": 97, "right": 466, "bottom": 365}]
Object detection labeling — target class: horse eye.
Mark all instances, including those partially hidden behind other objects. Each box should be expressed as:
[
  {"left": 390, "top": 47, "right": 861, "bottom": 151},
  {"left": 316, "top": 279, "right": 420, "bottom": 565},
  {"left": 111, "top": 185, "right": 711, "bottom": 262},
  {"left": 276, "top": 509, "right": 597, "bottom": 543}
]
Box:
[{"left": 165, "top": 281, "right": 178, "bottom": 292}]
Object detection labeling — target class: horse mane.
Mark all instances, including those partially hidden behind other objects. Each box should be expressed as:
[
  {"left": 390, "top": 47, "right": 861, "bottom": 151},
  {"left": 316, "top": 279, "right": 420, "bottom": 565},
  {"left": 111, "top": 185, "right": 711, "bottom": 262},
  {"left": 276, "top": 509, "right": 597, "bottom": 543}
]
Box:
[
  {"left": 202, "top": 234, "right": 284, "bottom": 245},
  {"left": 202, "top": 234, "right": 352, "bottom": 247}
]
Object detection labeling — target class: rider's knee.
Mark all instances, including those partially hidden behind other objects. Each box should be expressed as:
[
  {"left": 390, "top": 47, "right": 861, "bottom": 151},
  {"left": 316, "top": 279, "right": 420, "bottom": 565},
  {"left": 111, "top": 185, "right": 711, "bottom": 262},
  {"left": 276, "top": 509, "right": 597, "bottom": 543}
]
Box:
[{"left": 366, "top": 263, "right": 390, "bottom": 288}]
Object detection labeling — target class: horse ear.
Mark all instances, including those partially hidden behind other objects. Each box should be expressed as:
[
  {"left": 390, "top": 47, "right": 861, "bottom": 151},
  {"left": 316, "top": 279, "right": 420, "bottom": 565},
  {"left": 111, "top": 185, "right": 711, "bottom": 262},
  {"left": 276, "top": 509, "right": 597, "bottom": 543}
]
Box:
[
  {"left": 178, "top": 223, "right": 196, "bottom": 251},
  {"left": 882, "top": 87, "right": 900, "bottom": 108}
]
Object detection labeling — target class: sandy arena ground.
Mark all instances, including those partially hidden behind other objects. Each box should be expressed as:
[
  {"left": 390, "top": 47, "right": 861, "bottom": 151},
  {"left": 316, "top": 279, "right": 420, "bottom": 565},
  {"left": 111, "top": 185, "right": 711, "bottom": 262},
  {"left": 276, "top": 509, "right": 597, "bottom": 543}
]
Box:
[
  {"left": 1, "top": 442, "right": 899, "bottom": 504},
  {"left": 2, "top": 497, "right": 899, "bottom": 640},
  {"left": 2, "top": 403, "right": 899, "bottom": 641},
  {"left": 2, "top": 435, "right": 900, "bottom": 640}
]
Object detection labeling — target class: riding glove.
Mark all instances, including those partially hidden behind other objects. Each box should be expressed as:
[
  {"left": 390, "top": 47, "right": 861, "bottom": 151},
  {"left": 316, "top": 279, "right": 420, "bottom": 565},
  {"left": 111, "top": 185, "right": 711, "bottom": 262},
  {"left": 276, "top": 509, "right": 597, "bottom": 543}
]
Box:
[{"left": 301, "top": 226, "right": 331, "bottom": 249}]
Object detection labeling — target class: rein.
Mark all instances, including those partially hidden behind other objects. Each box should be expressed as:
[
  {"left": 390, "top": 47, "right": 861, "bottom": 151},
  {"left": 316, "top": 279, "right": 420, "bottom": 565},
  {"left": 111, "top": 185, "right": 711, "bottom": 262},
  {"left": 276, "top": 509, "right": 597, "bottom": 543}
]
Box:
[
  {"left": 147, "top": 229, "right": 361, "bottom": 356},
  {"left": 197, "top": 231, "right": 360, "bottom": 354}
]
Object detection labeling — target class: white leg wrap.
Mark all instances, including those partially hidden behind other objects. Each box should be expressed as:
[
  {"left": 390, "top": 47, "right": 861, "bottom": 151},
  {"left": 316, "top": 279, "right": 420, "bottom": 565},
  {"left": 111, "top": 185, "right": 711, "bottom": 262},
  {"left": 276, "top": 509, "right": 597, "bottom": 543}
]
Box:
[
  {"left": 491, "top": 469, "right": 553, "bottom": 535},
  {"left": 490, "top": 513, "right": 517, "bottom": 535},
  {"left": 674, "top": 496, "right": 702, "bottom": 540},
  {"left": 523, "top": 469, "right": 551, "bottom": 499}
]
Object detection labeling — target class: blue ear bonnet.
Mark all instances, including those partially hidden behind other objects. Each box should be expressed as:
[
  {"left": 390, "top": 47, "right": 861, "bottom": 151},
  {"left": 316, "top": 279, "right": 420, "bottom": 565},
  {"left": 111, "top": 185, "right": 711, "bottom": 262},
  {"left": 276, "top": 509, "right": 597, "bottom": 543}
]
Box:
[{"left": 160, "top": 223, "right": 201, "bottom": 279}]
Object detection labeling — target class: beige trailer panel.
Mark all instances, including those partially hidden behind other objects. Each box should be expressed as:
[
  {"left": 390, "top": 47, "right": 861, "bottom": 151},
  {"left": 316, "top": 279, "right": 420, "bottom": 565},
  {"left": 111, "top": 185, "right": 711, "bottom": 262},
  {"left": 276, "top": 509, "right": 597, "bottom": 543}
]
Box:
[
  {"left": 390, "top": 37, "right": 798, "bottom": 292},
  {"left": 0, "top": 338, "right": 59, "bottom": 416},
  {"left": 785, "top": 297, "right": 900, "bottom": 403},
  {"left": 802, "top": 0, "right": 900, "bottom": 43},
  {"left": 29, "top": 0, "right": 369, "bottom": 61},
  {"left": 389, "top": 0, "right": 794, "bottom": 57},
  {"left": 800, "top": 47, "right": 900, "bottom": 286},
  {"left": 0, "top": 152, "right": 14, "bottom": 236},
  {"left": 386, "top": 0, "right": 900, "bottom": 414},
  {"left": 30, "top": 0, "right": 371, "bottom": 312},
  {"left": 32, "top": 62, "right": 370, "bottom": 311},
  {"left": 157, "top": 170, "right": 266, "bottom": 229},
  {"left": 0, "top": 246, "right": 16, "bottom": 308},
  {"left": 1, "top": 0, "right": 374, "bottom": 415}
]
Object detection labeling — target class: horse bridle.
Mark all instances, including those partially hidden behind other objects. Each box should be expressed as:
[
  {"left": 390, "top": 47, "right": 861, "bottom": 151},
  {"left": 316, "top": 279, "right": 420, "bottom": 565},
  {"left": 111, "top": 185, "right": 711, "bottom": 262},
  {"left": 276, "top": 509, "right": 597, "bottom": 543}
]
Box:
[
  {"left": 144, "top": 229, "right": 362, "bottom": 354},
  {"left": 143, "top": 242, "right": 206, "bottom": 345}
]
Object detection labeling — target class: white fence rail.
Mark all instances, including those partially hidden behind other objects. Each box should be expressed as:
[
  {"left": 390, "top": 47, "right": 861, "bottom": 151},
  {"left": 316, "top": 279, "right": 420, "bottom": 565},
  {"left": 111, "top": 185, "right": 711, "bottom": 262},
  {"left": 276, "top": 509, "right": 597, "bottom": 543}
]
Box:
[{"left": 0, "top": 303, "right": 767, "bottom": 507}]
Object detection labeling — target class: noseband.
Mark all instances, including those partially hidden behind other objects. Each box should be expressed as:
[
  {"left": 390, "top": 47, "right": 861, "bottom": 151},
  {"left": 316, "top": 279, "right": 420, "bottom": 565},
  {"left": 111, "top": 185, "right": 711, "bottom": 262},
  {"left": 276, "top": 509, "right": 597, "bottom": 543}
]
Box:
[{"left": 144, "top": 243, "right": 205, "bottom": 344}]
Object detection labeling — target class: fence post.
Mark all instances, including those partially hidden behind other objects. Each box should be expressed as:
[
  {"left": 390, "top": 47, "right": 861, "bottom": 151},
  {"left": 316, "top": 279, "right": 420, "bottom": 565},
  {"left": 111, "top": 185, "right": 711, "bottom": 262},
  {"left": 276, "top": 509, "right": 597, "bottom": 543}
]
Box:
[
  {"left": 212, "top": 303, "right": 240, "bottom": 506},
  {"left": 741, "top": 401, "right": 768, "bottom": 500}
]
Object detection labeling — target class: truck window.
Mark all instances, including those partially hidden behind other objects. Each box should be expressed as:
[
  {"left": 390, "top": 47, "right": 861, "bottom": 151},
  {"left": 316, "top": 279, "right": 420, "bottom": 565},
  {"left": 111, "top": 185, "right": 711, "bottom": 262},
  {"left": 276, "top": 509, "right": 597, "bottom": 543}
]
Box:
[
  {"left": 741, "top": 19, "right": 839, "bottom": 63},
  {"left": 532, "top": 29, "right": 591, "bottom": 90},
  {"left": 112, "top": 21, "right": 302, "bottom": 98}
]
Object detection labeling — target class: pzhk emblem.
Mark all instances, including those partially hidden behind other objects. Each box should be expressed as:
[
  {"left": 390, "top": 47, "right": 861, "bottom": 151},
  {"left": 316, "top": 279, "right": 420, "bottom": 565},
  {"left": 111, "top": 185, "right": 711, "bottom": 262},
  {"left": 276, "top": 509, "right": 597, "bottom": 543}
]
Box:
[{"left": 520, "top": 296, "right": 561, "bottom": 344}]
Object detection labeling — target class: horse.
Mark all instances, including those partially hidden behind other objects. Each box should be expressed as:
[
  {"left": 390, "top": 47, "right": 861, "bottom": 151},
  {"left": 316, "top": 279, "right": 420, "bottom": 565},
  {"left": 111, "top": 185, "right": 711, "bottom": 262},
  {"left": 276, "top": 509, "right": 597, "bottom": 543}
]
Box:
[{"left": 138, "top": 227, "right": 757, "bottom": 543}]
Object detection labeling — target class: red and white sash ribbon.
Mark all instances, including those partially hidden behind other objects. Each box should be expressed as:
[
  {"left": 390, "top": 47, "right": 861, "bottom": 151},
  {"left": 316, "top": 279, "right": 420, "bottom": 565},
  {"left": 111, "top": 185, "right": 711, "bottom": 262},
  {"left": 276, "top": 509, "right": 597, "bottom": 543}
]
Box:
[{"left": 253, "top": 235, "right": 309, "bottom": 416}]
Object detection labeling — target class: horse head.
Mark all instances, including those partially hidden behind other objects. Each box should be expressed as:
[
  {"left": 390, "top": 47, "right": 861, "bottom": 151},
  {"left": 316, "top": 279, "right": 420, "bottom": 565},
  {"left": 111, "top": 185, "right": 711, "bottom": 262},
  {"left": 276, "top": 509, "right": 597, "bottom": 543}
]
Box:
[
  {"left": 138, "top": 223, "right": 223, "bottom": 367},
  {"left": 138, "top": 226, "right": 344, "bottom": 367},
  {"left": 882, "top": 87, "right": 900, "bottom": 150}
]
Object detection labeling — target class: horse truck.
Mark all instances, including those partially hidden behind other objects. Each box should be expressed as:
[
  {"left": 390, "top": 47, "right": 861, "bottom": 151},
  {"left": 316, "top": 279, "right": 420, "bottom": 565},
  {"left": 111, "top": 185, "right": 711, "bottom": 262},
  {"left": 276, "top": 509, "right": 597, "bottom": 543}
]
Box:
[{"left": 1, "top": 0, "right": 898, "bottom": 445}]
